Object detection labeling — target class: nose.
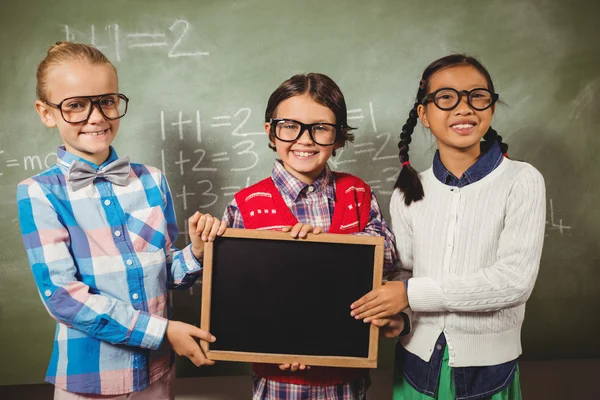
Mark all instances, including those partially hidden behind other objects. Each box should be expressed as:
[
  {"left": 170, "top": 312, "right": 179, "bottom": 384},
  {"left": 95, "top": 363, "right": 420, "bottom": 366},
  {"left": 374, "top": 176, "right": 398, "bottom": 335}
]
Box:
[
  {"left": 454, "top": 93, "right": 473, "bottom": 115},
  {"left": 87, "top": 103, "right": 106, "bottom": 123},
  {"left": 296, "top": 127, "right": 313, "bottom": 144}
]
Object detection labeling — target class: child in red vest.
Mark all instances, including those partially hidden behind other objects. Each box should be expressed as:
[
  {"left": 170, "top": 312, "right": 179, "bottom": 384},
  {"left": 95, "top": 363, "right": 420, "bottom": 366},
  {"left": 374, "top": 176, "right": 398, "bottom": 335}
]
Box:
[{"left": 222, "top": 73, "right": 397, "bottom": 400}]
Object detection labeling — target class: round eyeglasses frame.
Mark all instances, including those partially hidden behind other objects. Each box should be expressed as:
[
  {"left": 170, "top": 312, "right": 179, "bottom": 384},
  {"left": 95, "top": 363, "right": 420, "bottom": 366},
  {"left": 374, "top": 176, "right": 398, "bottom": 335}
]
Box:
[{"left": 421, "top": 87, "right": 499, "bottom": 111}]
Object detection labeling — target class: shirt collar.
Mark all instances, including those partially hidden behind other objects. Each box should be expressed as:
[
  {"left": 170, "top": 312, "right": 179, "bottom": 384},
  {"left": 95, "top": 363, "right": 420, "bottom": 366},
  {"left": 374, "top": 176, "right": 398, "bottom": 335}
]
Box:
[
  {"left": 271, "top": 160, "right": 335, "bottom": 201},
  {"left": 432, "top": 141, "right": 504, "bottom": 187},
  {"left": 56, "top": 146, "right": 120, "bottom": 172}
]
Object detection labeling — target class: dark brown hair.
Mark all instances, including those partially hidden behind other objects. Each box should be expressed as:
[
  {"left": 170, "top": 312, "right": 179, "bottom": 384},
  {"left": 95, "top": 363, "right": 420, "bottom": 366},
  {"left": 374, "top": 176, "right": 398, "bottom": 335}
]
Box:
[
  {"left": 264, "top": 73, "right": 355, "bottom": 155},
  {"left": 395, "top": 54, "right": 508, "bottom": 205}
]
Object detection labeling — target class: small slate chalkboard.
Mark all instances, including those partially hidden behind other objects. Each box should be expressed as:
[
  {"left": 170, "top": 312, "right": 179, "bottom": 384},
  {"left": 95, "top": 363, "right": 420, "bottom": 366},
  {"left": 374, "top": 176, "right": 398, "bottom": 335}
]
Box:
[{"left": 200, "top": 228, "right": 384, "bottom": 368}]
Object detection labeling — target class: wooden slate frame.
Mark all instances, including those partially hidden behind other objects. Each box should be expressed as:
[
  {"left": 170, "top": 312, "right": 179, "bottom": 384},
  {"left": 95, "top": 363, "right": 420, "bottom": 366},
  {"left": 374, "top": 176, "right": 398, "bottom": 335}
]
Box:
[{"left": 200, "top": 228, "right": 384, "bottom": 368}]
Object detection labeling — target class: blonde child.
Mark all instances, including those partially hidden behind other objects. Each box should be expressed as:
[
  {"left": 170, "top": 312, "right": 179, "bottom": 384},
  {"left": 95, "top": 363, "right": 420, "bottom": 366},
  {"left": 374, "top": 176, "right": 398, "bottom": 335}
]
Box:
[{"left": 17, "top": 42, "right": 222, "bottom": 399}]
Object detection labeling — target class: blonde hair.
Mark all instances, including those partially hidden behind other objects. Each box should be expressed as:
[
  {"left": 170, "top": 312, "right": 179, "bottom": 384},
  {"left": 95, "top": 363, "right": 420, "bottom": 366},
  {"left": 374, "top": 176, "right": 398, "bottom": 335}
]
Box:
[{"left": 36, "top": 41, "right": 118, "bottom": 101}]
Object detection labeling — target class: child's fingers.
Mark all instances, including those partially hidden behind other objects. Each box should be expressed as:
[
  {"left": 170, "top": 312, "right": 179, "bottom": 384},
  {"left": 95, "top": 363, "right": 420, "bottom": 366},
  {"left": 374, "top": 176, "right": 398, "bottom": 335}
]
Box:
[
  {"left": 350, "top": 290, "right": 379, "bottom": 312},
  {"left": 371, "top": 318, "right": 390, "bottom": 327},
  {"left": 355, "top": 303, "right": 385, "bottom": 319},
  {"left": 279, "top": 363, "right": 291, "bottom": 370},
  {"left": 188, "top": 326, "right": 216, "bottom": 343},
  {"left": 189, "top": 346, "right": 215, "bottom": 367},
  {"left": 298, "top": 224, "right": 313, "bottom": 238},
  {"left": 207, "top": 217, "right": 222, "bottom": 241},
  {"left": 352, "top": 299, "right": 386, "bottom": 319},
  {"left": 200, "top": 214, "right": 215, "bottom": 241},
  {"left": 281, "top": 226, "right": 293, "bottom": 233},
  {"left": 217, "top": 219, "right": 228, "bottom": 236},
  {"left": 289, "top": 223, "right": 304, "bottom": 238},
  {"left": 195, "top": 214, "right": 207, "bottom": 235},
  {"left": 313, "top": 226, "right": 323, "bottom": 235},
  {"left": 188, "top": 211, "right": 201, "bottom": 232},
  {"left": 290, "top": 362, "right": 300, "bottom": 372},
  {"left": 363, "top": 308, "right": 394, "bottom": 323}
]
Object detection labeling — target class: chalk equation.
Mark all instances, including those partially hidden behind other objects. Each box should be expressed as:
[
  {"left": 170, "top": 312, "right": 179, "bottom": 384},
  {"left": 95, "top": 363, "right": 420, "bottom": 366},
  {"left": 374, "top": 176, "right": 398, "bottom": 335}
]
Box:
[{"left": 63, "top": 19, "right": 209, "bottom": 62}]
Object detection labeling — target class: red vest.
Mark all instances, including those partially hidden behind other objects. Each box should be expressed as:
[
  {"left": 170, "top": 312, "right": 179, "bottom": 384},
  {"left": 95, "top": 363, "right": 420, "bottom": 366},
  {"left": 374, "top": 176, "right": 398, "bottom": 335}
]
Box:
[{"left": 234, "top": 172, "right": 372, "bottom": 386}]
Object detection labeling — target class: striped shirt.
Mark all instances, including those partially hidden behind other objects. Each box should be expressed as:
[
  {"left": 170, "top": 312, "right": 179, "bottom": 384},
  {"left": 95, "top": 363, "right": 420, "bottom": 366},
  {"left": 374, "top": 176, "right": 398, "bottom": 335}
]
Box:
[{"left": 16, "top": 146, "right": 201, "bottom": 395}]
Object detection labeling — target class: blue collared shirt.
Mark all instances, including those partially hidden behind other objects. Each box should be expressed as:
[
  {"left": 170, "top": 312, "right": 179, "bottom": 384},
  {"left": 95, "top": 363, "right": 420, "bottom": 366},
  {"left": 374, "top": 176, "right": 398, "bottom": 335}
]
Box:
[
  {"left": 401, "top": 141, "right": 518, "bottom": 400},
  {"left": 17, "top": 146, "right": 201, "bottom": 395}
]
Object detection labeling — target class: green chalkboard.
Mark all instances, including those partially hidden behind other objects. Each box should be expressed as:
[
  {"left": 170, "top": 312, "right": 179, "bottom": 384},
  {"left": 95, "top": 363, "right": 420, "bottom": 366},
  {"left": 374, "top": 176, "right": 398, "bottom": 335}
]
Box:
[{"left": 1, "top": 0, "right": 599, "bottom": 387}]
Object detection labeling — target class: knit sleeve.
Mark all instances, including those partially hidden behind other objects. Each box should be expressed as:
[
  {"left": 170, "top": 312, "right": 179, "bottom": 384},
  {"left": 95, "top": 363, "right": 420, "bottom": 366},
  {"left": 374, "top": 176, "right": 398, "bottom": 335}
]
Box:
[
  {"left": 388, "top": 189, "right": 414, "bottom": 282},
  {"left": 408, "top": 166, "right": 546, "bottom": 313}
]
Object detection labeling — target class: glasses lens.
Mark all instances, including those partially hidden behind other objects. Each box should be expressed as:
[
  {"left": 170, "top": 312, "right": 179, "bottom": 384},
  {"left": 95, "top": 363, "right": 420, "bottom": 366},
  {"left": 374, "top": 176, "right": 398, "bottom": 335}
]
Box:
[
  {"left": 60, "top": 97, "right": 92, "bottom": 123},
  {"left": 469, "top": 90, "right": 493, "bottom": 110},
  {"left": 311, "top": 124, "right": 337, "bottom": 145},
  {"left": 275, "top": 120, "right": 301, "bottom": 141},
  {"left": 99, "top": 94, "right": 127, "bottom": 119},
  {"left": 434, "top": 89, "right": 459, "bottom": 110}
]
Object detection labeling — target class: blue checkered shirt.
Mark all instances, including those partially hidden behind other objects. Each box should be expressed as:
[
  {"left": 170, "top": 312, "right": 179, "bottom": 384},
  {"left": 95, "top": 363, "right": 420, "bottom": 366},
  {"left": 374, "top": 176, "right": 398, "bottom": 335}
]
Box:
[{"left": 16, "top": 146, "right": 201, "bottom": 395}]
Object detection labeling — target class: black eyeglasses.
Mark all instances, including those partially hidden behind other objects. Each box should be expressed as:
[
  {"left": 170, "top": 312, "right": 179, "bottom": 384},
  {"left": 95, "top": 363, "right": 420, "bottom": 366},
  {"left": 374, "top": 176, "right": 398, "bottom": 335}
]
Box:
[
  {"left": 270, "top": 118, "right": 339, "bottom": 146},
  {"left": 44, "top": 93, "right": 129, "bottom": 124},
  {"left": 422, "top": 88, "right": 498, "bottom": 111}
]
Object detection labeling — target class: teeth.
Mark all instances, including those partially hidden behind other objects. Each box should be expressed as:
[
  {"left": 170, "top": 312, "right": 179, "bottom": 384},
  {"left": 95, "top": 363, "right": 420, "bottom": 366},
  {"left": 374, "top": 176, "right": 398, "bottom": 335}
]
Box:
[
  {"left": 453, "top": 124, "right": 474, "bottom": 129},
  {"left": 294, "top": 151, "right": 315, "bottom": 157},
  {"left": 83, "top": 130, "right": 106, "bottom": 136}
]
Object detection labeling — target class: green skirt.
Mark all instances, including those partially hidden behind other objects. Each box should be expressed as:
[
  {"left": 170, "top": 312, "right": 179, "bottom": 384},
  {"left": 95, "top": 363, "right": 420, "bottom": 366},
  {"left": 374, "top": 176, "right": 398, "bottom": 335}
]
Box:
[{"left": 392, "top": 346, "right": 521, "bottom": 400}]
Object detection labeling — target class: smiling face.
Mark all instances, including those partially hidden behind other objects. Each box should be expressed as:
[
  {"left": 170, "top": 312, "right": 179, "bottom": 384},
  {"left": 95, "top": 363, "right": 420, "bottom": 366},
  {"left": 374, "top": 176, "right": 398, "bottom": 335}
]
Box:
[
  {"left": 417, "top": 65, "right": 495, "bottom": 156},
  {"left": 265, "top": 93, "right": 338, "bottom": 184},
  {"left": 35, "top": 61, "right": 120, "bottom": 166}
]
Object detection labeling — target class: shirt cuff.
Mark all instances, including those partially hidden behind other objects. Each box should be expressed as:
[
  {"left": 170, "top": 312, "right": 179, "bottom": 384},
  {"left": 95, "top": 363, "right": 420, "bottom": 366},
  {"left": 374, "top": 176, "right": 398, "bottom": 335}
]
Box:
[
  {"left": 129, "top": 311, "right": 169, "bottom": 350},
  {"left": 399, "top": 312, "right": 411, "bottom": 336},
  {"left": 182, "top": 244, "right": 202, "bottom": 273},
  {"left": 406, "top": 277, "right": 445, "bottom": 312}
]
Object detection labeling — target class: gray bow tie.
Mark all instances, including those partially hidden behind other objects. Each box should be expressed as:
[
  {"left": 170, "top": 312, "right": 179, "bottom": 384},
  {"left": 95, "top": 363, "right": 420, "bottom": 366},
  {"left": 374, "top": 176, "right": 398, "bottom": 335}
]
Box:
[{"left": 68, "top": 157, "right": 131, "bottom": 191}]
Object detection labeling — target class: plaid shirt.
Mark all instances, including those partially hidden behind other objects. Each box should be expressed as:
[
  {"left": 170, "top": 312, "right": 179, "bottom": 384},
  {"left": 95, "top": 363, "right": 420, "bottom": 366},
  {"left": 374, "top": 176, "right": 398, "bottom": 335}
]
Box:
[
  {"left": 16, "top": 146, "right": 201, "bottom": 395},
  {"left": 223, "top": 161, "right": 397, "bottom": 399}
]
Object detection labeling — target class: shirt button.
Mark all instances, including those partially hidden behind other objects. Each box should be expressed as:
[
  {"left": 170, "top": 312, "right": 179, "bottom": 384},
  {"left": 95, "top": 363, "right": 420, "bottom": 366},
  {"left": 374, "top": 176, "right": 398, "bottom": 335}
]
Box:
[
  {"left": 126, "top": 259, "right": 133, "bottom": 266},
  {"left": 132, "top": 293, "right": 139, "bottom": 300},
  {"left": 44, "top": 289, "right": 52, "bottom": 297},
  {"left": 104, "top": 199, "right": 111, "bottom": 206},
  {"left": 114, "top": 230, "right": 121, "bottom": 237},
  {"left": 436, "top": 344, "right": 442, "bottom": 351},
  {"left": 307, "top": 185, "right": 314, "bottom": 192}
]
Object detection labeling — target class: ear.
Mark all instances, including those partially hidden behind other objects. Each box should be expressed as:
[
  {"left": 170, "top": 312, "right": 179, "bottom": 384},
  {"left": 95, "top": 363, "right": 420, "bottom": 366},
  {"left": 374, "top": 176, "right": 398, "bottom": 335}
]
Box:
[
  {"left": 35, "top": 100, "right": 58, "bottom": 128},
  {"left": 417, "top": 104, "right": 430, "bottom": 128},
  {"left": 265, "top": 122, "right": 276, "bottom": 146}
]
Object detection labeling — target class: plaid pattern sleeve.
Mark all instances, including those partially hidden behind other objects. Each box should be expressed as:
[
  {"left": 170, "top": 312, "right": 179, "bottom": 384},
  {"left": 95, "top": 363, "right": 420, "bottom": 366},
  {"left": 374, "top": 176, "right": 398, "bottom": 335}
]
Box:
[
  {"left": 160, "top": 173, "right": 202, "bottom": 289},
  {"left": 223, "top": 198, "right": 245, "bottom": 228},
  {"left": 15, "top": 147, "right": 195, "bottom": 395}
]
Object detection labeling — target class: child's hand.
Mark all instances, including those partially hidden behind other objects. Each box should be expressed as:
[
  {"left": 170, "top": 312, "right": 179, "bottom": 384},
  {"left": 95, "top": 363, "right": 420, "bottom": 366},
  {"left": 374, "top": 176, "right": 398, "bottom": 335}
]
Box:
[
  {"left": 372, "top": 314, "right": 405, "bottom": 338},
  {"left": 279, "top": 362, "right": 311, "bottom": 372},
  {"left": 188, "top": 211, "right": 227, "bottom": 259},
  {"left": 166, "top": 320, "right": 216, "bottom": 367},
  {"left": 282, "top": 223, "right": 323, "bottom": 238},
  {"left": 350, "top": 281, "right": 408, "bottom": 323}
]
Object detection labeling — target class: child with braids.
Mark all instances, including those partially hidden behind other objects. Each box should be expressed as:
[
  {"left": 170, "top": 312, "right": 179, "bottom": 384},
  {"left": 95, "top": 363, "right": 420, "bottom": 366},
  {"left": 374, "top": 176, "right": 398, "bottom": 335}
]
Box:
[{"left": 351, "top": 54, "right": 546, "bottom": 399}]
